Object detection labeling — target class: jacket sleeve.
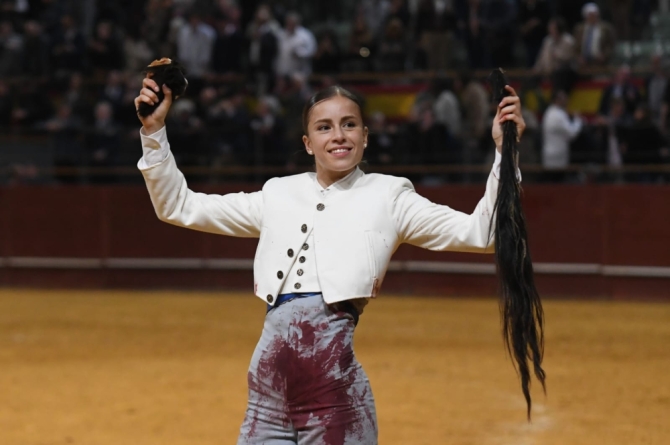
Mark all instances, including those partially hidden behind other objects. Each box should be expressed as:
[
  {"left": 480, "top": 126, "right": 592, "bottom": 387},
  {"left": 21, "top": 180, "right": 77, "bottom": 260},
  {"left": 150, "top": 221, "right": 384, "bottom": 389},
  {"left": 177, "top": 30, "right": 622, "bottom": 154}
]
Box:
[
  {"left": 390, "top": 151, "right": 510, "bottom": 253},
  {"left": 138, "top": 126, "right": 263, "bottom": 238}
]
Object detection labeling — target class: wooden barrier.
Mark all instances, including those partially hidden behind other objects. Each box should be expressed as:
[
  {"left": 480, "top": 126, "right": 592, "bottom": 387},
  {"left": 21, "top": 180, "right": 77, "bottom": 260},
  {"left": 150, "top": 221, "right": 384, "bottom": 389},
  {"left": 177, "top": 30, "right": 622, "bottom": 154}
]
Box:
[{"left": 1, "top": 183, "right": 669, "bottom": 299}]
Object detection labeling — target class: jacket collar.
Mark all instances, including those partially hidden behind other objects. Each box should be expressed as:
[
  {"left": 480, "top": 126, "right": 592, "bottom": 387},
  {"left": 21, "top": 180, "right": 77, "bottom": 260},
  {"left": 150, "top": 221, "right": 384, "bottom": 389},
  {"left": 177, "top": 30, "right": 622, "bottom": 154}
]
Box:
[{"left": 311, "top": 167, "right": 364, "bottom": 194}]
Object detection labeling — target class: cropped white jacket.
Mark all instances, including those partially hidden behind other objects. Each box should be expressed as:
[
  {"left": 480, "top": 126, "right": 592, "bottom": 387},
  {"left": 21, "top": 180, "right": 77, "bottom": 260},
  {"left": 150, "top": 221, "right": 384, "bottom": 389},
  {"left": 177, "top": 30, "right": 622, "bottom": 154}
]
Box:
[{"left": 139, "top": 127, "right": 507, "bottom": 306}]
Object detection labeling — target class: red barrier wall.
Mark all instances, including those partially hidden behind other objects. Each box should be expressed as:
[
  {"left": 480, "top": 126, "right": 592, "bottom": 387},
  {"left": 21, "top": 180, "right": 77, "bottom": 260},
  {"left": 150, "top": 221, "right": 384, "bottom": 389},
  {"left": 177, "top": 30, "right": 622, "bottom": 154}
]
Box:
[{"left": 1, "top": 183, "right": 668, "bottom": 299}]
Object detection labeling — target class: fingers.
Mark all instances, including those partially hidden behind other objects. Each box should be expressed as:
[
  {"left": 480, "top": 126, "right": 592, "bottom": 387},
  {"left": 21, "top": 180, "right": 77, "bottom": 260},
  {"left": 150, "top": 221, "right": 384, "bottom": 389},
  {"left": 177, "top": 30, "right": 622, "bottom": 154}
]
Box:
[
  {"left": 498, "top": 94, "right": 520, "bottom": 109},
  {"left": 504, "top": 85, "right": 518, "bottom": 97},
  {"left": 162, "top": 84, "right": 173, "bottom": 105},
  {"left": 142, "top": 78, "right": 159, "bottom": 92},
  {"left": 140, "top": 87, "right": 160, "bottom": 103}
]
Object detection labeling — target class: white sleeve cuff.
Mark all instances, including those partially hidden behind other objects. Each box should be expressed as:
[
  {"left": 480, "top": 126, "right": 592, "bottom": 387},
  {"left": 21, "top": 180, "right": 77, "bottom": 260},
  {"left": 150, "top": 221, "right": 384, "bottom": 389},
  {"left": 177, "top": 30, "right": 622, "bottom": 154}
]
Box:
[{"left": 138, "top": 126, "right": 169, "bottom": 169}]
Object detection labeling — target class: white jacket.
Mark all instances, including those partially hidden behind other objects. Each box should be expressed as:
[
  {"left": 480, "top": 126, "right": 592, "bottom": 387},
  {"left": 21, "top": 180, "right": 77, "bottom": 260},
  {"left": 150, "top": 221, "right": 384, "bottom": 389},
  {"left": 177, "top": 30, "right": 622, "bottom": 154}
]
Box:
[{"left": 140, "top": 129, "right": 505, "bottom": 306}]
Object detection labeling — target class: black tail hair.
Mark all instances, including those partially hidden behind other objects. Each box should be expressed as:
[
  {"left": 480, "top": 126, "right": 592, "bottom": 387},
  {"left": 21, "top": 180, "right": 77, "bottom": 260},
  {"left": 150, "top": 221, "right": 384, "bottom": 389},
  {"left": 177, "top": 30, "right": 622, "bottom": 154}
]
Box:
[{"left": 488, "top": 68, "right": 546, "bottom": 420}]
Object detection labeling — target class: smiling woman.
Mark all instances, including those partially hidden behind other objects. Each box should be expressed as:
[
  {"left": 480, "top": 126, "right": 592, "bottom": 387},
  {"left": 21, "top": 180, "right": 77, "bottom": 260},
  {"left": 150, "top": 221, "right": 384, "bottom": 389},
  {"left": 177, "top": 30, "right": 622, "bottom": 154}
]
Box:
[
  {"left": 301, "top": 86, "right": 369, "bottom": 188},
  {"left": 134, "top": 81, "right": 526, "bottom": 444}
]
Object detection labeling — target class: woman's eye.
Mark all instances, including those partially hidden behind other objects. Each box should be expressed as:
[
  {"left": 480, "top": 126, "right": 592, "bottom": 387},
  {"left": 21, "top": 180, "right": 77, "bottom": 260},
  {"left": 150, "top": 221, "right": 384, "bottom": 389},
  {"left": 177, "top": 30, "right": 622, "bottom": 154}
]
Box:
[
  {"left": 318, "top": 125, "right": 330, "bottom": 131},
  {"left": 344, "top": 122, "right": 356, "bottom": 128}
]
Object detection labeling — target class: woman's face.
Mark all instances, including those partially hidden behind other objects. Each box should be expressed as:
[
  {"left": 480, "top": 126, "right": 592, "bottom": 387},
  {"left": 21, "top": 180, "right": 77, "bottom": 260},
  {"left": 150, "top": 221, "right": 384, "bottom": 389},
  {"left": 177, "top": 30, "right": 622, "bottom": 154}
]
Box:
[{"left": 302, "top": 95, "right": 368, "bottom": 183}]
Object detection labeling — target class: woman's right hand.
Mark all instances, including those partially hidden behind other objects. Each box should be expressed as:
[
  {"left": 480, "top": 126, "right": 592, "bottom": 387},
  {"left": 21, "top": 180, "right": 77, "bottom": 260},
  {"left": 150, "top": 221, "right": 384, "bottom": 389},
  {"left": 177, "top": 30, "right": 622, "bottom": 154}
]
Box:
[{"left": 134, "top": 77, "right": 173, "bottom": 134}]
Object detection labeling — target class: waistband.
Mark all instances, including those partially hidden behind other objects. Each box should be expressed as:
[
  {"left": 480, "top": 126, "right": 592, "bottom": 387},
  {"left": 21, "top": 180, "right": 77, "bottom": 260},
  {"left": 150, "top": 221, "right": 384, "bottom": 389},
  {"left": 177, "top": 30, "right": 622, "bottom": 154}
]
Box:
[
  {"left": 267, "top": 292, "right": 321, "bottom": 312},
  {"left": 266, "top": 292, "right": 361, "bottom": 326}
]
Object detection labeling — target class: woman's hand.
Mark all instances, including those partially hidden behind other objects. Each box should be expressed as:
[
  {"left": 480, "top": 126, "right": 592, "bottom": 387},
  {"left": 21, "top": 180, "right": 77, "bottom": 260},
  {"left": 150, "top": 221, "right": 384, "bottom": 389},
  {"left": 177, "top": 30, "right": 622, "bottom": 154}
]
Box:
[
  {"left": 492, "top": 85, "right": 526, "bottom": 153},
  {"left": 134, "top": 78, "right": 172, "bottom": 134}
]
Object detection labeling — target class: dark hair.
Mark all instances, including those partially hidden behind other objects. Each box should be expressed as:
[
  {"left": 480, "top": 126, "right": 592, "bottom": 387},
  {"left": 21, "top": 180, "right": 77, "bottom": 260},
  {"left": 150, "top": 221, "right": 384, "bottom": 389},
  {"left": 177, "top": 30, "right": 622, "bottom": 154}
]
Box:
[
  {"left": 302, "top": 85, "right": 365, "bottom": 135},
  {"left": 488, "top": 69, "right": 546, "bottom": 420}
]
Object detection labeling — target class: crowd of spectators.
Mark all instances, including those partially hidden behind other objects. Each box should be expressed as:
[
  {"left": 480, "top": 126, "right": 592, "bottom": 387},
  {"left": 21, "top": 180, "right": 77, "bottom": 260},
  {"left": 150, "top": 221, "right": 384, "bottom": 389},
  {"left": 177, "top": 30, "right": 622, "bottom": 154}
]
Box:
[{"left": 0, "top": 0, "right": 668, "bottom": 185}]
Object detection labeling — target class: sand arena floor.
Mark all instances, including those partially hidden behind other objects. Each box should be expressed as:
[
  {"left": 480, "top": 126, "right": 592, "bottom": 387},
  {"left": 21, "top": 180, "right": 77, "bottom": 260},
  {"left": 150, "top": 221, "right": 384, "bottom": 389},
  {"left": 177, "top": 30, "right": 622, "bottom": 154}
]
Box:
[{"left": 0, "top": 289, "right": 668, "bottom": 445}]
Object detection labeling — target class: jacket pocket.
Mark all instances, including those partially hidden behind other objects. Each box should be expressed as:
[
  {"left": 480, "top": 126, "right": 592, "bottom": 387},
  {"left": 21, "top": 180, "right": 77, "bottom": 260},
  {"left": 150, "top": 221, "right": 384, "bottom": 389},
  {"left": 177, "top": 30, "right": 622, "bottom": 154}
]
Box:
[{"left": 365, "top": 231, "right": 378, "bottom": 280}]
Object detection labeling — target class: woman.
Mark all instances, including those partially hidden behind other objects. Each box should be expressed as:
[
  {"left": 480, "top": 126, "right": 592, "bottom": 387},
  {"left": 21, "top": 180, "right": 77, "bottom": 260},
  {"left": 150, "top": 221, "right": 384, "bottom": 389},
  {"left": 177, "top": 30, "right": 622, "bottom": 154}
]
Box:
[{"left": 134, "top": 80, "right": 525, "bottom": 444}]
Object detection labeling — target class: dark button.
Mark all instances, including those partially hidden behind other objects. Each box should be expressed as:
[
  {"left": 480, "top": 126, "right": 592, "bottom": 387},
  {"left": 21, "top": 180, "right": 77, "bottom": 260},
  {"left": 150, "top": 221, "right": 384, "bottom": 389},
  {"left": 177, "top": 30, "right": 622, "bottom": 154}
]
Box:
[
  {"left": 301, "top": 224, "right": 307, "bottom": 233},
  {"left": 294, "top": 283, "right": 301, "bottom": 289},
  {"left": 299, "top": 256, "right": 306, "bottom": 263},
  {"left": 317, "top": 203, "right": 325, "bottom": 211},
  {"left": 302, "top": 243, "right": 309, "bottom": 250},
  {"left": 287, "top": 249, "right": 294, "bottom": 257},
  {"left": 277, "top": 271, "right": 284, "bottom": 279},
  {"left": 266, "top": 294, "right": 274, "bottom": 303},
  {"left": 297, "top": 269, "right": 304, "bottom": 276}
]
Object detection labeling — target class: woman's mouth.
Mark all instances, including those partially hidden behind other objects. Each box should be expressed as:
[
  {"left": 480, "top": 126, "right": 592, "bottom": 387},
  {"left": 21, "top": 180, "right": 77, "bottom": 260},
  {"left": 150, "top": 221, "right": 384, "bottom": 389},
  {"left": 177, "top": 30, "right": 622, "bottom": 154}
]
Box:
[{"left": 328, "top": 147, "right": 353, "bottom": 157}]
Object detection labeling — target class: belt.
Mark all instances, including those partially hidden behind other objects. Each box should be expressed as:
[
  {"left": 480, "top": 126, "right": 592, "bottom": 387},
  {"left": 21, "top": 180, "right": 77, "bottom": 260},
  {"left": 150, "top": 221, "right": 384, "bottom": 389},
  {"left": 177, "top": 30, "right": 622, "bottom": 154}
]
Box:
[
  {"left": 266, "top": 292, "right": 361, "bottom": 326},
  {"left": 266, "top": 292, "right": 321, "bottom": 313}
]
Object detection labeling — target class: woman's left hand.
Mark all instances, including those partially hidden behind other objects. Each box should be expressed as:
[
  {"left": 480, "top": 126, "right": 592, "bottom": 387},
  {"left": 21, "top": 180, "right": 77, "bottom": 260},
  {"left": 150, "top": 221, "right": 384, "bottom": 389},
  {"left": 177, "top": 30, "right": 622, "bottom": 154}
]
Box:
[{"left": 492, "top": 85, "right": 526, "bottom": 153}]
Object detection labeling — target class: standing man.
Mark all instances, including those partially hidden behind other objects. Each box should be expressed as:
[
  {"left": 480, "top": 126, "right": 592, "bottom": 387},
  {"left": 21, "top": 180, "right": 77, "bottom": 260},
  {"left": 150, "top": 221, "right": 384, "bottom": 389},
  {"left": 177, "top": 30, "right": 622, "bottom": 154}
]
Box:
[{"left": 542, "top": 90, "right": 583, "bottom": 181}]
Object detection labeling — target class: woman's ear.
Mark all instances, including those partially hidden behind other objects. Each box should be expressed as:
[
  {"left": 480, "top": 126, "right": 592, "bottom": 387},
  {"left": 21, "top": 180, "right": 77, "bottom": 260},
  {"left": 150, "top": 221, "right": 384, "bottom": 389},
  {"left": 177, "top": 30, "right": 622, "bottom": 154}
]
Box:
[{"left": 302, "top": 135, "right": 313, "bottom": 155}]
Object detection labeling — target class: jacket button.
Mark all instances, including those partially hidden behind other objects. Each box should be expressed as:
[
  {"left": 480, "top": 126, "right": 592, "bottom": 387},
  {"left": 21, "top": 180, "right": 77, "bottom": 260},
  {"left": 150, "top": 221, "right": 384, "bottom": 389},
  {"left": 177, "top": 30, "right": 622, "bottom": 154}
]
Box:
[
  {"left": 266, "top": 294, "right": 274, "bottom": 303},
  {"left": 299, "top": 256, "right": 306, "bottom": 263},
  {"left": 294, "top": 283, "right": 301, "bottom": 289},
  {"left": 301, "top": 224, "right": 307, "bottom": 233},
  {"left": 317, "top": 203, "right": 325, "bottom": 211},
  {"left": 277, "top": 271, "right": 283, "bottom": 279},
  {"left": 287, "top": 249, "right": 294, "bottom": 257},
  {"left": 297, "top": 269, "right": 304, "bottom": 276},
  {"left": 302, "top": 243, "right": 309, "bottom": 250}
]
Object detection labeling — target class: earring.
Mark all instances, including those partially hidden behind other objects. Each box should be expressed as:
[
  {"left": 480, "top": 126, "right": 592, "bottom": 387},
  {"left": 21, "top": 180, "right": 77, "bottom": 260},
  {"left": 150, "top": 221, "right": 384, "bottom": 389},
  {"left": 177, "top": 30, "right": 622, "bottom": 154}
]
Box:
[
  {"left": 364, "top": 143, "right": 367, "bottom": 148},
  {"left": 307, "top": 150, "right": 313, "bottom": 155}
]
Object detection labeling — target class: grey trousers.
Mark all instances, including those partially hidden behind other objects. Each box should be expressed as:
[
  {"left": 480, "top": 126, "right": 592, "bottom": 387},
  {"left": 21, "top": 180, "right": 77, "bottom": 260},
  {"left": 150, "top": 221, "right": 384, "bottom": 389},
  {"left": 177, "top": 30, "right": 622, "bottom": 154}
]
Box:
[{"left": 237, "top": 295, "right": 378, "bottom": 444}]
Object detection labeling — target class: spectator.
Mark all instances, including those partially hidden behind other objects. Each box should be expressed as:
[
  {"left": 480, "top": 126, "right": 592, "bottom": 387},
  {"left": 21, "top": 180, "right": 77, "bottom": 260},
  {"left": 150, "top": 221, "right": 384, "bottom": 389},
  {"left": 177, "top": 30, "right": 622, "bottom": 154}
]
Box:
[
  {"left": 50, "top": 14, "right": 86, "bottom": 76},
  {"left": 312, "top": 30, "right": 341, "bottom": 74},
  {"left": 414, "top": 0, "right": 456, "bottom": 70},
  {"left": 86, "top": 101, "right": 120, "bottom": 182},
  {"left": 480, "top": 0, "right": 517, "bottom": 68},
  {"left": 603, "top": 97, "right": 631, "bottom": 168},
  {"left": 366, "top": 111, "right": 397, "bottom": 165},
  {"left": 574, "top": 3, "right": 615, "bottom": 68},
  {"left": 211, "top": 6, "right": 245, "bottom": 75},
  {"left": 176, "top": 11, "right": 216, "bottom": 88},
  {"left": 458, "top": 0, "right": 487, "bottom": 69},
  {"left": 100, "top": 70, "right": 126, "bottom": 113},
  {"left": 0, "top": 20, "right": 24, "bottom": 76},
  {"left": 518, "top": 0, "right": 550, "bottom": 67},
  {"left": 433, "top": 78, "right": 463, "bottom": 139},
  {"left": 542, "top": 90, "right": 583, "bottom": 177},
  {"left": 598, "top": 64, "right": 641, "bottom": 119},
  {"left": 619, "top": 104, "right": 666, "bottom": 166},
  {"left": 533, "top": 17, "right": 577, "bottom": 93},
  {"left": 346, "top": 13, "right": 375, "bottom": 72},
  {"left": 62, "top": 72, "right": 89, "bottom": 121},
  {"left": 377, "top": 18, "right": 407, "bottom": 72},
  {"left": 22, "top": 20, "right": 50, "bottom": 77},
  {"left": 360, "top": 0, "right": 391, "bottom": 39},
  {"left": 43, "top": 104, "right": 84, "bottom": 183},
  {"left": 166, "top": 98, "right": 205, "bottom": 166},
  {"left": 455, "top": 71, "right": 489, "bottom": 162},
  {"left": 11, "top": 82, "right": 53, "bottom": 129},
  {"left": 404, "top": 105, "right": 453, "bottom": 165},
  {"left": 246, "top": 4, "right": 280, "bottom": 93},
  {"left": 87, "top": 21, "right": 125, "bottom": 75},
  {"left": 123, "top": 26, "right": 154, "bottom": 75},
  {"left": 610, "top": 0, "right": 632, "bottom": 41},
  {"left": 386, "top": 0, "right": 410, "bottom": 28},
  {"left": 646, "top": 54, "right": 667, "bottom": 129},
  {"left": 249, "top": 95, "right": 286, "bottom": 166},
  {"left": 275, "top": 12, "right": 317, "bottom": 78},
  {"left": 274, "top": 73, "right": 311, "bottom": 150}
]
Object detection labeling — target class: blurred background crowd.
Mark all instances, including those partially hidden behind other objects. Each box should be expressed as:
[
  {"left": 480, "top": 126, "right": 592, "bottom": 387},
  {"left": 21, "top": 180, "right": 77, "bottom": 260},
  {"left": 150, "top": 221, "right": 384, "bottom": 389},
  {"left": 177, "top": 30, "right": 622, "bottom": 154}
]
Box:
[{"left": 1, "top": 0, "right": 670, "bottom": 185}]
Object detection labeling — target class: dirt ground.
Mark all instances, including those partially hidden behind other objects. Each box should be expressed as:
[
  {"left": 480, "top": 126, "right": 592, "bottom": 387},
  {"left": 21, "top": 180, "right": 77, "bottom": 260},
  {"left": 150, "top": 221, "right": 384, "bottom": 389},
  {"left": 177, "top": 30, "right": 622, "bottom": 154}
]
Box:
[{"left": 0, "top": 289, "right": 668, "bottom": 445}]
